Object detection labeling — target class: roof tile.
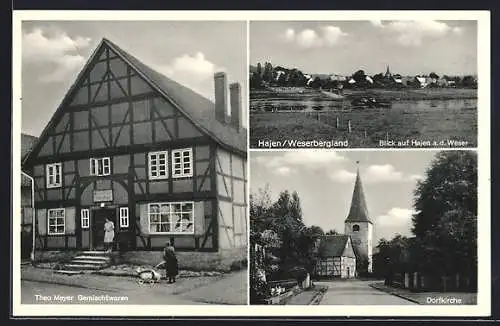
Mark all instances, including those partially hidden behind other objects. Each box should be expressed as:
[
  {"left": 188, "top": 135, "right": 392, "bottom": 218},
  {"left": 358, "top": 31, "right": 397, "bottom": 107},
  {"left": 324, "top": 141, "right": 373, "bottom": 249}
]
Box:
[{"left": 104, "top": 39, "right": 247, "bottom": 155}]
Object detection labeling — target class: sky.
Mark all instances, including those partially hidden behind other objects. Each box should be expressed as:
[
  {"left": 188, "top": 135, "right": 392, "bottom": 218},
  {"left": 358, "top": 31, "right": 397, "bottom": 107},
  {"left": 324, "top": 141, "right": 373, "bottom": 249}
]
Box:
[
  {"left": 250, "top": 150, "right": 447, "bottom": 244},
  {"left": 21, "top": 21, "right": 247, "bottom": 137},
  {"left": 250, "top": 20, "right": 477, "bottom": 76}
]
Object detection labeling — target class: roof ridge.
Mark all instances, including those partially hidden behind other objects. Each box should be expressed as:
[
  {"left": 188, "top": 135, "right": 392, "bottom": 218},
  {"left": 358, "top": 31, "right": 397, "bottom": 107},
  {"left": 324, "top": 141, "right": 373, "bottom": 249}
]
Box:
[
  {"left": 102, "top": 38, "right": 246, "bottom": 155},
  {"left": 103, "top": 38, "right": 214, "bottom": 104}
]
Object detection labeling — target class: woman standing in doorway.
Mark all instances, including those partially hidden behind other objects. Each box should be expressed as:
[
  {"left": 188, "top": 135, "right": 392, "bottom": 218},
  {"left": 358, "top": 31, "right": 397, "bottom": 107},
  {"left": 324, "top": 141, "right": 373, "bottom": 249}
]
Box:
[
  {"left": 104, "top": 217, "right": 115, "bottom": 253},
  {"left": 163, "top": 241, "right": 178, "bottom": 283}
]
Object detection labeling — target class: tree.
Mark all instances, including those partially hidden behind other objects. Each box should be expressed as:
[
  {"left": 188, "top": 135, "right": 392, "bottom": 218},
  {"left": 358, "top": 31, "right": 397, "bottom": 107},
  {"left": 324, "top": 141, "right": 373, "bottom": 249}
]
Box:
[
  {"left": 262, "top": 62, "right": 274, "bottom": 83},
  {"left": 373, "top": 235, "right": 413, "bottom": 281},
  {"left": 325, "top": 229, "right": 338, "bottom": 235},
  {"left": 352, "top": 70, "right": 367, "bottom": 83},
  {"left": 372, "top": 73, "right": 385, "bottom": 82},
  {"left": 310, "top": 77, "right": 322, "bottom": 89},
  {"left": 461, "top": 75, "right": 477, "bottom": 88},
  {"left": 411, "top": 151, "right": 477, "bottom": 283},
  {"left": 257, "top": 62, "right": 262, "bottom": 77},
  {"left": 250, "top": 72, "right": 263, "bottom": 89},
  {"left": 429, "top": 72, "right": 439, "bottom": 79},
  {"left": 250, "top": 184, "right": 274, "bottom": 235}
]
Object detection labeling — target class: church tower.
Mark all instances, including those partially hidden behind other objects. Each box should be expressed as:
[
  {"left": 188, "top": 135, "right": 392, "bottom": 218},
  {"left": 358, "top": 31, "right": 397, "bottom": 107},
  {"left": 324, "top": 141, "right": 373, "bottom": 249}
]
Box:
[
  {"left": 385, "top": 65, "right": 392, "bottom": 78},
  {"left": 344, "top": 162, "right": 374, "bottom": 274}
]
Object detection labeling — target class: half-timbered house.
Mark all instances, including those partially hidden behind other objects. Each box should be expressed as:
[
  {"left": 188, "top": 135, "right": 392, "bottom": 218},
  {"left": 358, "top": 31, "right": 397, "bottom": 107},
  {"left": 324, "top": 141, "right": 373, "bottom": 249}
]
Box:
[
  {"left": 21, "top": 133, "right": 38, "bottom": 259},
  {"left": 314, "top": 235, "right": 356, "bottom": 279},
  {"left": 22, "top": 38, "right": 247, "bottom": 256},
  {"left": 313, "top": 166, "right": 374, "bottom": 278}
]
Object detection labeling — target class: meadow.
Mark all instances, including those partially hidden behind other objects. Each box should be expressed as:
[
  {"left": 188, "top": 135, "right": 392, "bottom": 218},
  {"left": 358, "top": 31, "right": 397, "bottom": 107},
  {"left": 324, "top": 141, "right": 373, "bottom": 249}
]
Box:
[{"left": 249, "top": 88, "right": 478, "bottom": 148}]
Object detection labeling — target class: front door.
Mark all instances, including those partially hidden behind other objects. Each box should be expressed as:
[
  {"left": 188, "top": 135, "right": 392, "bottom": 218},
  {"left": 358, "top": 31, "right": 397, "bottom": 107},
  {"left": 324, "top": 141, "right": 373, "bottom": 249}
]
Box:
[{"left": 92, "top": 208, "right": 116, "bottom": 250}]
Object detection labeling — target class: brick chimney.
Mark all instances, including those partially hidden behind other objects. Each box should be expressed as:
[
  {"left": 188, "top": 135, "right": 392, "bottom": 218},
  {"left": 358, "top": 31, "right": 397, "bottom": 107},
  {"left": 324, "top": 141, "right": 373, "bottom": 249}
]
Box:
[
  {"left": 214, "top": 72, "right": 229, "bottom": 124},
  {"left": 229, "top": 82, "right": 242, "bottom": 132}
]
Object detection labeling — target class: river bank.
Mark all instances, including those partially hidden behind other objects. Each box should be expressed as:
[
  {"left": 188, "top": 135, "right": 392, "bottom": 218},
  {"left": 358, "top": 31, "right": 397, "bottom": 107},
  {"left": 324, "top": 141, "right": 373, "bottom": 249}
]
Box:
[{"left": 250, "top": 87, "right": 477, "bottom": 102}]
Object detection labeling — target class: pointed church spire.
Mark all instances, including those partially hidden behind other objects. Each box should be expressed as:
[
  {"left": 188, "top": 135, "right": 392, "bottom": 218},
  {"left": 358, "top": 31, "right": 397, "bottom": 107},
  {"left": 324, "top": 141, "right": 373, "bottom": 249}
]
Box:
[
  {"left": 385, "top": 65, "right": 391, "bottom": 77},
  {"left": 345, "top": 162, "right": 372, "bottom": 224}
]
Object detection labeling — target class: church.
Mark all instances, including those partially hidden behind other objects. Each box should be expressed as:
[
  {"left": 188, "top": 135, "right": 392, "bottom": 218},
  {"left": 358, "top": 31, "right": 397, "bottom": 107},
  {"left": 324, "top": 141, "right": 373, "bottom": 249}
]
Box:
[{"left": 313, "top": 165, "right": 374, "bottom": 279}]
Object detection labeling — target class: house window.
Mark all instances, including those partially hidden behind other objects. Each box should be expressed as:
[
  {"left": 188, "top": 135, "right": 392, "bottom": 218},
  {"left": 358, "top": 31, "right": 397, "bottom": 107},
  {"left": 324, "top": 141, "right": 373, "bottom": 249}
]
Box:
[
  {"left": 48, "top": 208, "right": 65, "bottom": 235},
  {"left": 46, "top": 163, "right": 62, "bottom": 188},
  {"left": 172, "top": 148, "right": 193, "bottom": 178},
  {"left": 90, "top": 157, "right": 111, "bottom": 176},
  {"left": 81, "top": 209, "right": 90, "bottom": 229},
  {"left": 148, "top": 202, "right": 194, "bottom": 234},
  {"left": 119, "top": 207, "right": 129, "bottom": 228},
  {"left": 352, "top": 224, "right": 360, "bottom": 232},
  {"left": 148, "top": 151, "right": 168, "bottom": 180}
]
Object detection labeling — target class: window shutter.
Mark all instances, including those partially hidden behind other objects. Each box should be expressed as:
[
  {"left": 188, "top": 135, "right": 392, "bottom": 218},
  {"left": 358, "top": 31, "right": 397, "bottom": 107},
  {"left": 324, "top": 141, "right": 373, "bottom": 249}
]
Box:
[
  {"left": 37, "top": 209, "right": 47, "bottom": 236},
  {"left": 139, "top": 204, "right": 149, "bottom": 235},
  {"left": 194, "top": 201, "right": 205, "bottom": 235},
  {"left": 65, "top": 207, "right": 76, "bottom": 234}
]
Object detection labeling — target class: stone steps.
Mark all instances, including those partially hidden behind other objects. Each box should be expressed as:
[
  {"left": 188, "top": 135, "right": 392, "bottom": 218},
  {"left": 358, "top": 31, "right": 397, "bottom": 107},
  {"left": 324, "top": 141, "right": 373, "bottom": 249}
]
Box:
[{"left": 55, "top": 251, "right": 112, "bottom": 275}]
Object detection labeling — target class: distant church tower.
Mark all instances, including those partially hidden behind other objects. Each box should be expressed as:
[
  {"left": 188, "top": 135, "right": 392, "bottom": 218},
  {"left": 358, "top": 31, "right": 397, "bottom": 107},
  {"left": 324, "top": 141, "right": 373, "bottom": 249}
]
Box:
[
  {"left": 385, "top": 65, "right": 392, "bottom": 78},
  {"left": 344, "top": 162, "right": 374, "bottom": 274}
]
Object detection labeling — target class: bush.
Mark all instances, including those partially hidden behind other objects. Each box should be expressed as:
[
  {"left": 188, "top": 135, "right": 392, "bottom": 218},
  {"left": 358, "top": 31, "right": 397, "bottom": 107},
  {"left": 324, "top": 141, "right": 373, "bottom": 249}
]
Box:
[
  {"left": 230, "top": 258, "right": 248, "bottom": 271},
  {"left": 250, "top": 276, "right": 270, "bottom": 304}
]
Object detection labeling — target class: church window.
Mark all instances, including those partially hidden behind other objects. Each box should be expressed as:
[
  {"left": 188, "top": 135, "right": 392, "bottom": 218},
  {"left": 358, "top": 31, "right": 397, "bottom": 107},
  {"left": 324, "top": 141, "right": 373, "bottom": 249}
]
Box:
[{"left": 352, "top": 224, "right": 360, "bottom": 232}]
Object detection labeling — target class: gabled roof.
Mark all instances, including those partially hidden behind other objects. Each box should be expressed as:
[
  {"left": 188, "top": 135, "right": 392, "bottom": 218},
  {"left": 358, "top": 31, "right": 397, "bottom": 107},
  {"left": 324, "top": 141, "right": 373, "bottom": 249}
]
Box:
[
  {"left": 104, "top": 39, "right": 246, "bottom": 155},
  {"left": 21, "top": 133, "right": 38, "bottom": 160},
  {"left": 21, "top": 133, "right": 38, "bottom": 186},
  {"left": 345, "top": 168, "right": 372, "bottom": 224},
  {"left": 316, "top": 235, "right": 354, "bottom": 258},
  {"left": 24, "top": 38, "right": 246, "bottom": 165}
]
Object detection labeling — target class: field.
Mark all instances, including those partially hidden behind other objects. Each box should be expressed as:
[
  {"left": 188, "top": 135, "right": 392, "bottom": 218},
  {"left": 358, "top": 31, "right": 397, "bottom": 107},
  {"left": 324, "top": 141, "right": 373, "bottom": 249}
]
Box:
[
  {"left": 249, "top": 87, "right": 478, "bottom": 148},
  {"left": 250, "top": 87, "right": 477, "bottom": 102}
]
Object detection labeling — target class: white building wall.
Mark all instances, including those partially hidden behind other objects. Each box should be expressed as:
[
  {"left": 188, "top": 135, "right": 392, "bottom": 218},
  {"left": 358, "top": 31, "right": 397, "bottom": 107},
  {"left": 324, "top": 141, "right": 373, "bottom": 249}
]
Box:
[{"left": 345, "top": 222, "right": 373, "bottom": 273}]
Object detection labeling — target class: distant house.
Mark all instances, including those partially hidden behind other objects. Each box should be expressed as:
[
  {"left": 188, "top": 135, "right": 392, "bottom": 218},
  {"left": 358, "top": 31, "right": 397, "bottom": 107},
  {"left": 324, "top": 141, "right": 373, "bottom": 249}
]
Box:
[
  {"left": 438, "top": 77, "right": 448, "bottom": 87},
  {"left": 21, "top": 133, "right": 38, "bottom": 260},
  {"left": 393, "top": 74, "right": 403, "bottom": 85},
  {"left": 303, "top": 74, "right": 313, "bottom": 87},
  {"left": 274, "top": 70, "right": 286, "bottom": 82},
  {"left": 414, "top": 76, "right": 428, "bottom": 88},
  {"left": 426, "top": 76, "right": 438, "bottom": 87},
  {"left": 314, "top": 235, "right": 356, "bottom": 279},
  {"left": 329, "top": 74, "right": 347, "bottom": 82},
  {"left": 401, "top": 76, "right": 413, "bottom": 87}
]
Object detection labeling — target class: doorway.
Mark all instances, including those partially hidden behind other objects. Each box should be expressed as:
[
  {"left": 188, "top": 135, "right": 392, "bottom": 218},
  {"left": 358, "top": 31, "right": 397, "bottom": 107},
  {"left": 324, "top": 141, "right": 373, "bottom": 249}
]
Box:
[{"left": 92, "top": 208, "right": 116, "bottom": 250}]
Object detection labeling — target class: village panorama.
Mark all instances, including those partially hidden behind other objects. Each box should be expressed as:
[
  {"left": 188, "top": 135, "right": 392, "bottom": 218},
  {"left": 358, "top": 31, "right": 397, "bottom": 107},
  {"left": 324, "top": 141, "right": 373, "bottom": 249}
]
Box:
[{"left": 249, "top": 20, "right": 478, "bottom": 149}]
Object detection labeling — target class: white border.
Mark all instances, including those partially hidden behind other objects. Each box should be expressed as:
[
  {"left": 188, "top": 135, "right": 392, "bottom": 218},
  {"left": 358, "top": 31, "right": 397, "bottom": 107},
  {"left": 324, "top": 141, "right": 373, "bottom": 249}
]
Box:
[{"left": 12, "top": 10, "right": 490, "bottom": 317}]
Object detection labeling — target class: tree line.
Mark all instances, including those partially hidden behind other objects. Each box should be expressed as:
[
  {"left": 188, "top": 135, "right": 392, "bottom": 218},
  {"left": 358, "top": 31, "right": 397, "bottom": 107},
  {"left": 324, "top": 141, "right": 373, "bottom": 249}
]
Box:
[
  {"left": 373, "top": 151, "right": 477, "bottom": 290},
  {"left": 250, "top": 62, "right": 478, "bottom": 90}
]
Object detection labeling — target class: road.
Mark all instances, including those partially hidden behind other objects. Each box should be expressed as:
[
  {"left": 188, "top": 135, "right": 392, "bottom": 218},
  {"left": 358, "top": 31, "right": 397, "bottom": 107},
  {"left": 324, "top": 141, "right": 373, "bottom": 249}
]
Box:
[
  {"left": 21, "top": 270, "right": 247, "bottom": 305},
  {"left": 21, "top": 280, "right": 209, "bottom": 305},
  {"left": 317, "top": 280, "right": 416, "bottom": 305}
]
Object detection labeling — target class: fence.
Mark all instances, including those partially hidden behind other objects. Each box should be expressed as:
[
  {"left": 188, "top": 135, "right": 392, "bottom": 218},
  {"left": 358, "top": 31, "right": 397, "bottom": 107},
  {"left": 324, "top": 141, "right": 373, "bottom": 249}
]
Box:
[{"left": 386, "top": 272, "right": 477, "bottom": 292}]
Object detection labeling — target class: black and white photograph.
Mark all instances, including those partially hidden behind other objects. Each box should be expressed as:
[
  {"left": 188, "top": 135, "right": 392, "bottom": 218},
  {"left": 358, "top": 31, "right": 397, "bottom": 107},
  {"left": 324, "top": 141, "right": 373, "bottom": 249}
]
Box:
[
  {"left": 250, "top": 150, "right": 478, "bottom": 305},
  {"left": 249, "top": 20, "right": 478, "bottom": 149},
  {"left": 18, "top": 20, "right": 248, "bottom": 305},
  {"left": 12, "top": 10, "right": 490, "bottom": 318}
]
